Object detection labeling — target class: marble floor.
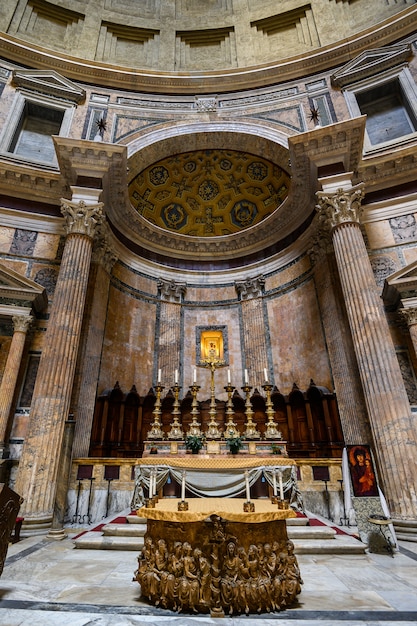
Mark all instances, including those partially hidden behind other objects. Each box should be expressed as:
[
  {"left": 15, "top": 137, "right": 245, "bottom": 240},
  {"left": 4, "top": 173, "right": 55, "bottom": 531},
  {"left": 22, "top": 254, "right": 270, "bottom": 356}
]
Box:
[{"left": 1, "top": 517, "right": 417, "bottom": 626}]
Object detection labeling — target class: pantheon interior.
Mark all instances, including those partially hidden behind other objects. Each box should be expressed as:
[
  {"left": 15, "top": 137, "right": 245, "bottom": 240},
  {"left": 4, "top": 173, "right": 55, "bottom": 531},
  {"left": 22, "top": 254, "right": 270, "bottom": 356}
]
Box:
[{"left": 1, "top": 1, "right": 417, "bottom": 621}]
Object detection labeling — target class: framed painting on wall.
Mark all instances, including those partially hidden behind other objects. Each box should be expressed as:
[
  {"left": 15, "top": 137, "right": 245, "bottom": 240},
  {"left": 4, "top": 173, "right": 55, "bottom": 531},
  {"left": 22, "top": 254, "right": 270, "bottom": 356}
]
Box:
[{"left": 347, "top": 444, "right": 379, "bottom": 497}]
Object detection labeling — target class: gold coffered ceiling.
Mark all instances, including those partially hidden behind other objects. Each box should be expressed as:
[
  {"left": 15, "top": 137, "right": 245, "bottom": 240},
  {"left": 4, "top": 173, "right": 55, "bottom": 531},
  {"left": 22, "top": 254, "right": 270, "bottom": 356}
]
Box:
[{"left": 128, "top": 149, "right": 290, "bottom": 237}]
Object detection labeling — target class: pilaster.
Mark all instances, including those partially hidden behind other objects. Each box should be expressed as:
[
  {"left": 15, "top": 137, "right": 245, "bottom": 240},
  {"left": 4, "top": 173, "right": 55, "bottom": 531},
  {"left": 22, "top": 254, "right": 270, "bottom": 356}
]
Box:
[
  {"left": 71, "top": 228, "right": 118, "bottom": 458},
  {"left": 308, "top": 224, "right": 371, "bottom": 445}
]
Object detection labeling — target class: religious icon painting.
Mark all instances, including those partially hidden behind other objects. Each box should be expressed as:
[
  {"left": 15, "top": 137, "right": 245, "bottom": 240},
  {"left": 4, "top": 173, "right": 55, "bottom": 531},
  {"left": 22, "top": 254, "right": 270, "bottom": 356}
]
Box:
[{"left": 347, "top": 444, "right": 379, "bottom": 497}]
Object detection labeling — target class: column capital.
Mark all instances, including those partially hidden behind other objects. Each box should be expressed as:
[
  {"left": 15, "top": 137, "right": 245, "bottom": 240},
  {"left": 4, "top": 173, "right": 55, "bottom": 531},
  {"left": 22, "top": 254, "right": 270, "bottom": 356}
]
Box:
[
  {"left": 316, "top": 183, "right": 365, "bottom": 231},
  {"left": 157, "top": 278, "right": 187, "bottom": 303},
  {"left": 235, "top": 275, "right": 265, "bottom": 300},
  {"left": 400, "top": 307, "right": 417, "bottom": 328},
  {"left": 12, "top": 314, "right": 33, "bottom": 333},
  {"left": 61, "top": 198, "right": 104, "bottom": 238}
]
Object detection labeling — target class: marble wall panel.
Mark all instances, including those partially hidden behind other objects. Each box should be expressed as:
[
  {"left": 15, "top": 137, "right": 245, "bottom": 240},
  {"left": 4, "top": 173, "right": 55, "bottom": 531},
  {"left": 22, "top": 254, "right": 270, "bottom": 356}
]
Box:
[
  {"left": 185, "top": 283, "right": 236, "bottom": 303},
  {"left": 0, "top": 259, "right": 29, "bottom": 276},
  {"left": 33, "top": 232, "right": 61, "bottom": 259},
  {"left": 402, "top": 246, "right": 417, "bottom": 265},
  {"left": 265, "top": 256, "right": 310, "bottom": 292},
  {"left": 99, "top": 285, "right": 157, "bottom": 395},
  {"left": 112, "top": 262, "right": 158, "bottom": 297},
  {"left": 0, "top": 227, "right": 15, "bottom": 253},
  {"left": 364, "top": 220, "right": 395, "bottom": 249},
  {"left": 267, "top": 279, "right": 332, "bottom": 394}
]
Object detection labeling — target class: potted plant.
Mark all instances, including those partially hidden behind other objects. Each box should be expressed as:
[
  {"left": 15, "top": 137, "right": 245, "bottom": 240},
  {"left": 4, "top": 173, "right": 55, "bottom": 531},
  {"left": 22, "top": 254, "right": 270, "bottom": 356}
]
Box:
[
  {"left": 271, "top": 443, "right": 282, "bottom": 455},
  {"left": 225, "top": 431, "right": 243, "bottom": 455},
  {"left": 185, "top": 434, "right": 205, "bottom": 454}
]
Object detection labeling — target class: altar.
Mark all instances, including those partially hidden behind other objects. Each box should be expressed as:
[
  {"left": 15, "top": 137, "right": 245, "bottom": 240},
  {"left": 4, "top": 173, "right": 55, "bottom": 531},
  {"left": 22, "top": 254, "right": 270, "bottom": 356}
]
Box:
[
  {"left": 135, "top": 497, "right": 303, "bottom": 616},
  {"left": 131, "top": 455, "right": 303, "bottom": 511}
]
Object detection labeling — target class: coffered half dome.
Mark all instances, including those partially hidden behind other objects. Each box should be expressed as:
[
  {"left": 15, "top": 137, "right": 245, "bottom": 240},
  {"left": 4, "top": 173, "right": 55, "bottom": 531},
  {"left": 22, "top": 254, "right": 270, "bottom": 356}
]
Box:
[{"left": 128, "top": 149, "right": 290, "bottom": 238}]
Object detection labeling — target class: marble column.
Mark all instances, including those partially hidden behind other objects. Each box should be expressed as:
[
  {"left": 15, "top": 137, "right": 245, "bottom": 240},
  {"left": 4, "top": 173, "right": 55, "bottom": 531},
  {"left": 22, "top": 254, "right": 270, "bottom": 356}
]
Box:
[
  {"left": 0, "top": 314, "right": 33, "bottom": 456},
  {"left": 14, "top": 193, "right": 103, "bottom": 533},
  {"left": 316, "top": 179, "right": 417, "bottom": 520}
]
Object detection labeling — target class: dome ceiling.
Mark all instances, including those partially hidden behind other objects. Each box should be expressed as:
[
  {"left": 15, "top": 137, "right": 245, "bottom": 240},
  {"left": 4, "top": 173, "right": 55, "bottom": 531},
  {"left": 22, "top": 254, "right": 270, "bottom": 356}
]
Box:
[{"left": 128, "top": 149, "right": 290, "bottom": 238}]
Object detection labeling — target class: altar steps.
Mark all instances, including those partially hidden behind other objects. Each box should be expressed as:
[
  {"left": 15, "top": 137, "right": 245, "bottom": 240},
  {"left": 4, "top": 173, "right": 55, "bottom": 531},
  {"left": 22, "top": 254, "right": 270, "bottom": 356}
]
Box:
[{"left": 72, "top": 512, "right": 366, "bottom": 555}]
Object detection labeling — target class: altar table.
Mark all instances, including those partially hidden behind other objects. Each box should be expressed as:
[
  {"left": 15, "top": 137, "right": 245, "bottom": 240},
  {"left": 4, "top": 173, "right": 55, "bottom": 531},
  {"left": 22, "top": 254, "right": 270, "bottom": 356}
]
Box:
[
  {"left": 131, "top": 456, "right": 303, "bottom": 511},
  {"left": 134, "top": 497, "right": 302, "bottom": 616}
]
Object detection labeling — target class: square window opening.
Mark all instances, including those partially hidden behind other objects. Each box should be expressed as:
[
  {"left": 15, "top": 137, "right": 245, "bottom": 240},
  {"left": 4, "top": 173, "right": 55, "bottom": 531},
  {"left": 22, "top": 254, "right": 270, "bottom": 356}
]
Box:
[
  {"left": 356, "top": 79, "right": 417, "bottom": 145},
  {"left": 8, "top": 101, "right": 64, "bottom": 162}
]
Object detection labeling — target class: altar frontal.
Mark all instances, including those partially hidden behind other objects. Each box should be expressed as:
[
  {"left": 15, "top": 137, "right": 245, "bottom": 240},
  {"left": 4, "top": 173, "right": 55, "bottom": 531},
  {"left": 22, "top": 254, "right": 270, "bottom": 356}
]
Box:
[{"left": 134, "top": 497, "right": 302, "bottom": 617}]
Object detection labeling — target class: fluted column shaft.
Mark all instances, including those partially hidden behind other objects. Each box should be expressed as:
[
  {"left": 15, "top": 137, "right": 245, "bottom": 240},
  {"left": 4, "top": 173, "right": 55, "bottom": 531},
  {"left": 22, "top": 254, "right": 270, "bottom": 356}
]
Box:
[
  {"left": 316, "top": 183, "right": 417, "bottom": 520},
  {"left": 0, "top": 315, "right": 33, "bottom": 452},
  {"left": 14, "top": 197, "right": 103, "bottom": 531}
]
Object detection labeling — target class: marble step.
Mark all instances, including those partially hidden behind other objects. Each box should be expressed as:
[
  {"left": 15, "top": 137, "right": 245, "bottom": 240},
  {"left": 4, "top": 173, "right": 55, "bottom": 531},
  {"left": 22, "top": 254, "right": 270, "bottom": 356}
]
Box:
[
  {"left": 72, "top": 529, "right": 364, "bottom": 554},
  {"left": 73, "top": 518, "right": 365, "bottom": 554},
  {"left": 73, "top": 532, "right": 145, "bottom": 551}
]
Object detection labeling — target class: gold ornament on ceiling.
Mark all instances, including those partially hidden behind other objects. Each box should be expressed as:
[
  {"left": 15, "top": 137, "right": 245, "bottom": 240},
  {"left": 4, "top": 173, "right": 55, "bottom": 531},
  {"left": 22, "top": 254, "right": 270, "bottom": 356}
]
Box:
[{"left": 128, "top": 149, "right": 290, "bottom": 237}]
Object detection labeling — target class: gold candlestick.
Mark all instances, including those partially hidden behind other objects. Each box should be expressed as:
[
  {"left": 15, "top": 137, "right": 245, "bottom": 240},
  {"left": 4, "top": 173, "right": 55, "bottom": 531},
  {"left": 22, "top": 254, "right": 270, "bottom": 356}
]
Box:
[
  {"left": 147, "top": 383, "right": 165, "bottom": 439},
  {"left": 187, "top": 384, "right": 203, "bottom": 437},
  {"left": 202, "top": 359, "right": 224, "bottom": 439},
  {"left": 263, "top": 383, "right": 282, "bottom": 439},
  {"left": 168, "top": 383, "right": 184, "bottom": 439},
  {"left": 242, "top": 385, "right": 260, "bottom": 439},
  {"left": 223, "top": 384, "right": 239, "bottom": 438}
]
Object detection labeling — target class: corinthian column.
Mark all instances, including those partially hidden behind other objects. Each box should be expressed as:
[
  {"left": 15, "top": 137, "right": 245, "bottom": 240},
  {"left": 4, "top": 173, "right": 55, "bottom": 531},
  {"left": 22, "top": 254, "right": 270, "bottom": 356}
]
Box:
[
  {"left": 14, "top": 194, "right": 103, "bottom": 533},
  {"left": 316, "top": 179, "right": 417, "bottom": 521},
  {"left": 0, "top": 315, "right": 33, "bottom": 455}
]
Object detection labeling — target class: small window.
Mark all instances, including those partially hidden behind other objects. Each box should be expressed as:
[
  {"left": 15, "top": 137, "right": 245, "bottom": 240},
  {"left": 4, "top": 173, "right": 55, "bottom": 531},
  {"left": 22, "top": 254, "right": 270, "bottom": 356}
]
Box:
[
  {"left": 356, "top": 79, "right": 417, "bottom": 145},
  {"left": 9, "top": 102, "right": 64, "bottom": 162}
]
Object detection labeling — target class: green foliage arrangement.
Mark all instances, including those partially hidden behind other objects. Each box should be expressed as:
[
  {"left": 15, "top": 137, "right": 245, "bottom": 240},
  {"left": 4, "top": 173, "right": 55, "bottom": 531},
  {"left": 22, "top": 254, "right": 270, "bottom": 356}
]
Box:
[{"left": 185, "top": 434, "right": 205, "bottom": 454}]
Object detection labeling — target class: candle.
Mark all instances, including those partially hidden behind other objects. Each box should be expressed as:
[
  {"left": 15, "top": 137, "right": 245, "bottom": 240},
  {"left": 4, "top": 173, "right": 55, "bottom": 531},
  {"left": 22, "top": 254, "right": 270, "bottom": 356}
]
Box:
[
  {"left": 149, "top": 470, "right": 153, "bottom": 498},
  {"left": 244, "top": 369, "right": 248, "bottom": 384},
  {"left": 157, "top": 368, "right": 161, "bottom": 383},
  {"left": 245, "top": 470, "right": 251, "bottom": 502},
  {"left": 273, "top": 470, "right": 277, "bottom": 496},
  {"left": 279, "top": 472, "right": 284, "bottom": 500},
  {"left": 193, "top": 368, "right": 197, "bottom": 383},
  {"left": 264, "top": 368, "right": 268, "bottom": 382},
  {"left": 227, "top": 369, "right": 231, "bottom": 384},
  {"left": 174, "top": 369, "right": 178, "bottom": 384},
  {"left": 153, "top": 469, "right": 157, "bottom": 498},
  {"left": 181, "top": 470, "right": 186, "bottom": 501}
]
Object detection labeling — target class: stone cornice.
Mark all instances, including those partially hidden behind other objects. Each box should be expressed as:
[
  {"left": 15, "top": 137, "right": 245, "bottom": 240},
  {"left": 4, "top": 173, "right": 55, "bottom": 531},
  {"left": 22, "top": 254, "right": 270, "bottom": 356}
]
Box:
[
  {"left": 0, "top": 157, "right": 65, "bottom": 204},
  {"left": 0, "top": 7, "right": 416, "bottom": 94},
  {"left": 0, "top": 262, "right": 47, "bottom": 313}
]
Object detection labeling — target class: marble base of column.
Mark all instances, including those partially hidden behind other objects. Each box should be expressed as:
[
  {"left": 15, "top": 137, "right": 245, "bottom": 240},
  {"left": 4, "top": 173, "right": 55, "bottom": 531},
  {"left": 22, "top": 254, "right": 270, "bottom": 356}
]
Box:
[
  {"left": 46, "top": 528, "right": 67, "bottom": 541},
  {"left": 392, "top": 519, "right": 417, "bottom": 543},
  {"left": 20, "top": 515, "right": 53, "bottom": 537}
]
